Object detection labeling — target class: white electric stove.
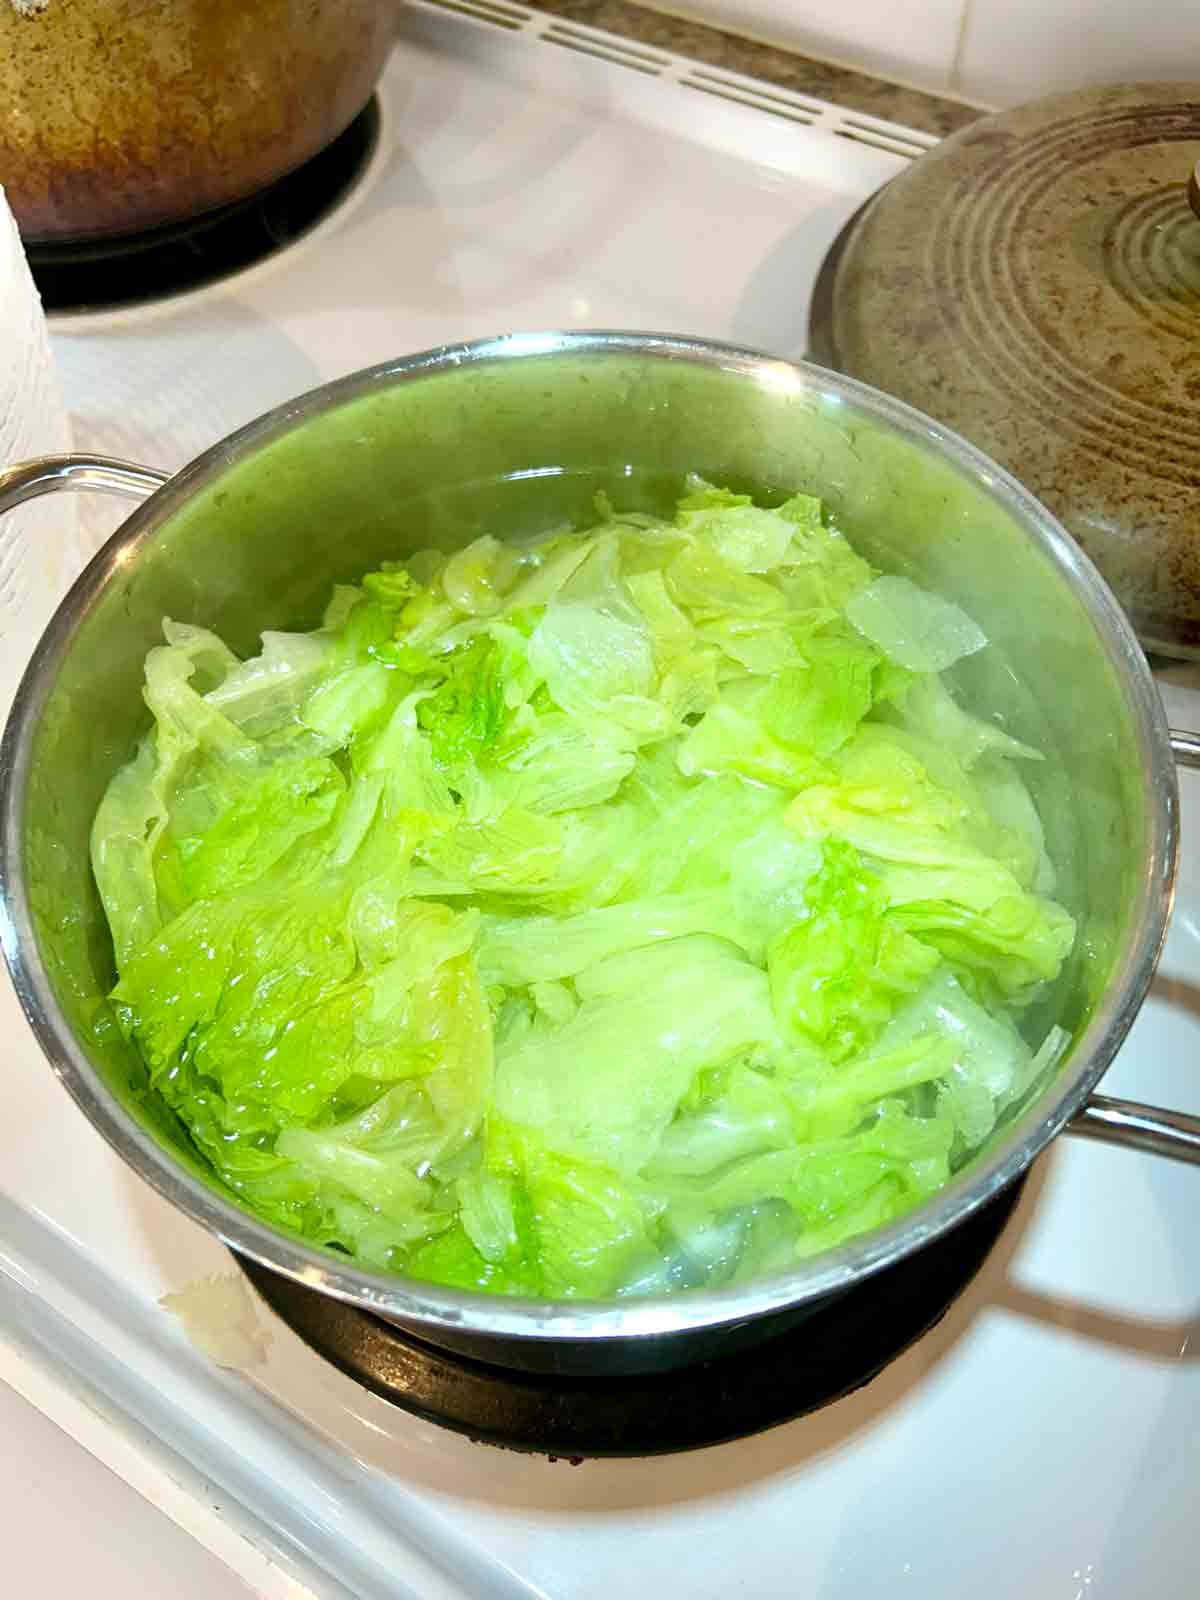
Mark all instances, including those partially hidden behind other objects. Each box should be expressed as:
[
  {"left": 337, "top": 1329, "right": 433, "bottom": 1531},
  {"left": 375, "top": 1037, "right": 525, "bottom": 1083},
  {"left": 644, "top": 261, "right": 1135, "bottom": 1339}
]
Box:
[{"left": 3, "top": 5, "right": 1197, "bottom": 1596}]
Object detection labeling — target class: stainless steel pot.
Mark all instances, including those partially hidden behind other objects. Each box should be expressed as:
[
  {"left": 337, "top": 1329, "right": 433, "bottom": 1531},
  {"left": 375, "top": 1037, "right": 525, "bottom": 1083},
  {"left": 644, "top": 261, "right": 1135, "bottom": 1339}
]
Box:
[{"left": 1, "top": 331, "right": 1197, "bottom": 1379}]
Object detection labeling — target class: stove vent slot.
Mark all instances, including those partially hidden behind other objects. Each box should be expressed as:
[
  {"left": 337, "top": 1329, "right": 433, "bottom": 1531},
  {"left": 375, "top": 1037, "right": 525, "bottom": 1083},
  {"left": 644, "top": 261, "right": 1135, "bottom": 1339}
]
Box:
[
  {"left": 833, "top": 119, "right": 934, "bottom": 159},
  {"left": 678, "top": 69, "right": 819, "bottom": 126},
  {"left": 428, "top": 0, "right": 531, "bottom": 29},
  {"left": 541, "top": 22, "right": 668, "bottom": 75}
]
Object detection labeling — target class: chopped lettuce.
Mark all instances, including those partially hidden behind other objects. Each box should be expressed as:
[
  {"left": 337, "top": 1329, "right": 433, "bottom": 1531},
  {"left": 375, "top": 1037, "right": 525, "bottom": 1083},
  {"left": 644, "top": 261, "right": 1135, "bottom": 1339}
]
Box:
[
  {"left": 91, "top": 480, "right": 1076, "bottom": 1300},
  {"left": 415, "top": 636, "right": 507, "bottom": 769},
  {"left": 845, "top": 574, "right": 987, "bottom": 673},
  {"left": 767, "top": 839, "right": 942, "bottom": 1062},
  {"left": 459, "top": 1116, "right": 652, "bottom": 1297},
  {"left": 494, "top": 935, "right": 782, "bottom": 1174}
]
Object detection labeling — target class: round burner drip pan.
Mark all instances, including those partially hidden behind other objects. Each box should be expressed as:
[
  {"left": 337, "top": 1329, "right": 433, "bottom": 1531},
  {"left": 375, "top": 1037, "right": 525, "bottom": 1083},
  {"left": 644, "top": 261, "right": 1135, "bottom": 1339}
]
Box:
[
  {"left": 237, "top": 1177, "right": 1022, "bottom": 1459},
  {"left": 27, "top": 98, "right": 381, "bottom": 316}
]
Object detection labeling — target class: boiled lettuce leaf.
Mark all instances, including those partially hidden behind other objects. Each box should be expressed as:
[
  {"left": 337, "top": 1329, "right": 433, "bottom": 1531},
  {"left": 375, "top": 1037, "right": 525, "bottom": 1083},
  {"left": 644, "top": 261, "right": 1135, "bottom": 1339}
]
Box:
[
  {"left": 492, "top": 934, "right": 783, "bottom": 1174},
  {"left": 673, "top": 478, "right": 796, "bottom": 572},
  {"left": 452, "top": 1116, "right": 652, "bottom": 1297},
  {"left": 760, "top": 631, "right": 879, "bottom": 757},
  {"left": 784, "top": 725, "right": 1076, "bottom": 1001},
  {"left": 845, "top": 574, "right": 987, "bottom": 673},
  {"left": 653, "top": 1099, "right": 955, "bottom": 1263},
  {"left": 415, "top": 635, "right": 507, "bottom": 769},
  {"left": 205, "top": 629, "right": 336, "bottom": 739},
  {"left": 767, "top": 839, "right": 941, "bottom": 1062}
]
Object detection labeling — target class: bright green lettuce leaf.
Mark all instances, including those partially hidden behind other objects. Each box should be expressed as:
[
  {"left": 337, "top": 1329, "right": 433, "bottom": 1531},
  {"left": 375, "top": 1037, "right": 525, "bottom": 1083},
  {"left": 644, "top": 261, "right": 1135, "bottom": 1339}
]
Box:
[
  {"left": 331, "top": 594, "right": 398, "bottom": 666},
  {"left": 169, "top": 756, "right": 344, "bottom": 902},
  {"left": 725, "top": 817, "right": 823, "bottom": 956},
  {"left": 884, "top": 672, "right": 1044, "bottom": 767},
  {"left": 779, "top": 1034, "right": 960, "bottom": 1141},
  {"left": 273, "top": 1121, "right": 437, "bottom": 1243},
  {"left": 877, "top": 967, "right": 1031, "bottom": 1146},
  {"left": 656, "top": 1099, "right": 954, "bottom": 1259},
  {"left": 784, "top": 730, "right": 1074, "bottom": 1000},
  {"left": 469, "top": 707, "right": 635, "bottom": 816},
  {"left": 674, "top": 477, "right": 796, "bottom": 573},
  {"left": 91, "top": 619, "right": 262, "bottom": 964},
  {"left": 887, "top": 885, "right": 1075, "bottom": 1001},
  {"left": 485, "top": 619, "right": 544, "bottom": 710},
  {"left": 767, "top": 838, "right": 940, "bottom": 1060},
  {"left": 360, "top": 561, "right": 421, "bottom": 612},
  {"left": 527, "top": 600, "right": 671, "bottom": 743},
  {"left": 696, "top": 614, "right": 807, "bottom": 676},
  {"left": 439, "top": 535, "right": 522, "bottom": 617},
  {"left": 772, "top": 510, "right": 874, "bottom": 612},
  {"left": 413, "top": 808, "right": 565, "bottom": 897},
  {"left": 404, "top": 1220, "right": 535, "bottom": 1294},
  {"left": 775, "top": 491, "right": 823, "bottom": 533},
  {"left": 529, "top": 978, "right": 577, "bottom": 1026},
  {"left": 677, "top": 696, "right": 829, "bottom": 790},
  {"left": 349, "top": 884, "right": 476, "bottom": 974},
  {"left": 450, "top": 1116, "right": 651, "bottom": 1297},
  {"left": 91, "top": 739, "right": 172, "bottom": 969},
  {"left": 666, "top": 540, "right": 788, "bottom": 619},
  {"left": 497, "top": 534, "right": 593, "bottom": 613},
  {"left": 300, "top": 661, "right": 399, "bottom": 750},
  {"left": 761, "top": 631, "right": 879, "bottom": 757},
  {"left": 625, "top": 569, "right": 693, "bottom": 654},
  {"left": 648, "top": 1063, "right": 796, "bottom": 1177},
  {"left": 205, "top": 629, "right": 336, "bottom": 739},
  {"left": 566, "top": 743, "right": 776, "bottom": 910},
  {"left": 356, "top": 693, "right": 456, "bottom": 809},
  {"left": 111, "top": 860, "right": 491, "bottom": 1208},
  {"left": 968, "top": 751, "right": 1058, "bottom": 894},
  {"left": 416, "top": 635, "right": 507, "bottom": 769}
]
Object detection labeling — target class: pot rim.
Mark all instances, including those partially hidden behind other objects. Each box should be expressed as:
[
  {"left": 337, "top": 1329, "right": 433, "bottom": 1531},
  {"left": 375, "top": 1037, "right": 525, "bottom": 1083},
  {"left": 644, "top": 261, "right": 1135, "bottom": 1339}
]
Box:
[{"left": 0, "top": 329, "right": 1177, "bottom": 1344}]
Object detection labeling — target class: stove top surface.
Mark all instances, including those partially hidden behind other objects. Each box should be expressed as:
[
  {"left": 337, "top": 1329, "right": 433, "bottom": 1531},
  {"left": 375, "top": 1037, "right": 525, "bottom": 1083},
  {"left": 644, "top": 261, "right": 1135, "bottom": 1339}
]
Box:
[{"left": 3, "top": 6, "right": 1197, "bottom": 1598}]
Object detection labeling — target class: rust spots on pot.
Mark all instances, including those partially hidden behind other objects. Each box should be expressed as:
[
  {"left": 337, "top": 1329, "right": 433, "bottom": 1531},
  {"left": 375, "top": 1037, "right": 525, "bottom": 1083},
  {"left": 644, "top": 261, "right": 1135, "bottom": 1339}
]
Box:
[{"left": 0, "top": 0, "right": 398, "bottom": 241}]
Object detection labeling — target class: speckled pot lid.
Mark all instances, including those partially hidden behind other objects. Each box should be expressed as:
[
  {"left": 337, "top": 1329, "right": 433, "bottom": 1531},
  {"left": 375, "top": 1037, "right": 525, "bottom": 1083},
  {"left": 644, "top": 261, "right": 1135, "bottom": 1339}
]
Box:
[{"left": 818, "top": 82, "right": 1200, "bottom": 658}]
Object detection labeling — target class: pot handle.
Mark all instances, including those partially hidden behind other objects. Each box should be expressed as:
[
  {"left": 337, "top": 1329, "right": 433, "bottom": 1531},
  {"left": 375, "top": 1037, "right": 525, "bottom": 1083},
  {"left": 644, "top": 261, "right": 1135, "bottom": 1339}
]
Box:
[
  {"left": 0, "top": 453, "right": 169, "bottom": 513},
  {"left": 1168, "top": 728, "right": 1200, "bottom": 769},
  {"left": 1065, "top": 727, "right": 1200, "bottom": 1164},
  {"left": 1068, "top": 1095, "right": 1200, "bottom": 1163}
]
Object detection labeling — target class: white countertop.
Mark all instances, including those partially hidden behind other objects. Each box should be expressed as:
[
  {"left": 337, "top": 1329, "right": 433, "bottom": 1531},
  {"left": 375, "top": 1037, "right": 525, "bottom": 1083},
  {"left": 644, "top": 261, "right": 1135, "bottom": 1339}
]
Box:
[{"left": 0, "top": 1381, "right": 256, "bottom": 1599}]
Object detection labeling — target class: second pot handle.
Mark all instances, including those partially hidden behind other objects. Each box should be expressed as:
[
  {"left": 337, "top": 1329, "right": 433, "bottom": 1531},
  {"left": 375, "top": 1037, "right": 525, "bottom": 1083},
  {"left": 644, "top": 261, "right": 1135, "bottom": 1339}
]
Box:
[
  {"left": 1069, "top": 1095, "right": 1200, "bottom": 1164},
  {"left": 0, "top": 453, "right": 169, "bottom": 515},
  {"left": 1065, "top": 725, "right": 1200, "bottom": 1165}
]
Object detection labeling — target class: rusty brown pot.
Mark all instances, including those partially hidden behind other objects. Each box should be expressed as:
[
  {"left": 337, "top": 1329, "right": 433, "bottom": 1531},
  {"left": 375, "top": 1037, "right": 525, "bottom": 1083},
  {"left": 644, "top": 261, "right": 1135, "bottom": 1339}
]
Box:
[{"left": 0, "top": 0, "right": 399, "bottom": 244}]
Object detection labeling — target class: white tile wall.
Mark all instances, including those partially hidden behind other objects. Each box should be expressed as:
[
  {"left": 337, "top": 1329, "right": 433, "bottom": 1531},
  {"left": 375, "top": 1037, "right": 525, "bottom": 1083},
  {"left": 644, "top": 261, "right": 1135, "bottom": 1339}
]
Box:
[
  {"left": 955, "top": 0, "right": 1200, "bottom": 108},
  {"left": 649, "top": 0, "right": 968, "bottom": 94},
  {"left": 651, "top": 0, "right": 1200, "bottom": 108}
]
